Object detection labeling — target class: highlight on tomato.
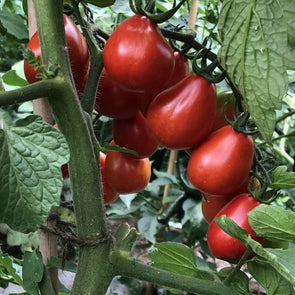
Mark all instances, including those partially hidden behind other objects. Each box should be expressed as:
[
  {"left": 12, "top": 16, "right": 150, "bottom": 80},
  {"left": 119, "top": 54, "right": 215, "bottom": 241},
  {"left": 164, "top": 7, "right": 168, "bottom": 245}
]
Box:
[
  {"left": 24, "top": 14, "right": 89, "bottom": 95},
  {"left": 147, "top": 73, "right": 217, "bottom": 150},
  {"left": 94, "top": 67, "right": 141, "bottom": 119},
  {"left": 207, "top": 193, "right": 264, "bottom": 263},
  {"left": 104, "top": 142, "right": 151, "bottom": 194},
  {"left": 112, "top": 112, "right": 159, "bottom": 158},
  {"left": 103, "top": 14, "right": 175, "bottom": 92},
  {"left": 187, "top": 125, "right": 254, "bottom": 196},
  {"left": 139, "top": 50, "right": 190, "bottom": 116}
]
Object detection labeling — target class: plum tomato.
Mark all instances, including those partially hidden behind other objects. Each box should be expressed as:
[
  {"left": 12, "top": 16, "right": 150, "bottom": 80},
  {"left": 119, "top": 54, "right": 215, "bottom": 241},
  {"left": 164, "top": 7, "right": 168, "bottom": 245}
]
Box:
[
  {"left": 99, "top": 152, "right": 119, "bottom": 205},
  {"left": 104, "top": 147, "right": 151, "bottom": 194},
  {"left": 139, "top": 51, "right": 190, "bottom": 116},
  {"left": 112, "top": 112, "right": 158, "bottom": 158},
  {"left": 146, "top": 73, "right": 217, "bottom": 150},
  {"left": 103, "top": 15, "right": 174, "bottom": 92},
  {"left": 207, "top": 193, "right": 264, "bottom": 263},
  {"left": 187, "top": 125, "right": 254, "bottom": 196},
  {"left": 24, "top": 14, "right": 89, "bottom": 94},
  {"left": 94, "top": 67, "right": 140, "bottom": 119}
]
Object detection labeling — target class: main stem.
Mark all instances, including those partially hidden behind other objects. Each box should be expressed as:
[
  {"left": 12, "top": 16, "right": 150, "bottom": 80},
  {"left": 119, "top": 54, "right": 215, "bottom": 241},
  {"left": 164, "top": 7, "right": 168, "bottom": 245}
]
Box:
[{"left": 32, "top": 0, "right": 112, "bottom": 293}]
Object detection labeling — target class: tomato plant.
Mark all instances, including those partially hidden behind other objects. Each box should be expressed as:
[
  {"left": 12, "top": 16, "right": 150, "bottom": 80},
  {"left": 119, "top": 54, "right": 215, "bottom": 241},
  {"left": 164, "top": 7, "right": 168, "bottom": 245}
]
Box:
[
  {"left": 207, "top": 193, "right": 264, "bottom": 262},
  {"left": 187, "top": 125, "right": 254, "bottom": 196},
  {"left": 94, "top": 67, "right": 140, "bottom": 118},
  {"left": 147, "top": 73, "right": 217, "bottom": 150},
  {"left": 112, "top": 112, "right": 158, "bottom": 158},
  {"left": 24, "top": 14, "right": 89, "bottom": 96},
  {"left": 104, "top": 146, "right": 151, "bottom": 194},
  {"left": 103, "top": 14, "right": 175, "bottom": 92}
]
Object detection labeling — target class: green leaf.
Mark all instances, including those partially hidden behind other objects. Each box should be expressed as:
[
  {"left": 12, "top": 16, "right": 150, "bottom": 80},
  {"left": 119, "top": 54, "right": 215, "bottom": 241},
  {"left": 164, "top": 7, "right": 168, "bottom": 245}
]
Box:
[
  {"left": 22, "top": 251, "right": 43, "bottom": 295},
  {"left": 218, "top": 0, "right": 291, "bottom": 143},
  {"left": 47, "top": 257, "right": 77, "bottom": 273},
  {"left": 137, "top": 213, "right": 164, "bottom": 244},
  {"left": 0, "top": 249, "right": 23, "bottom": 287},
  {"left": 215, "top": 215, "right": 295, "bottom": 285},
  {"left": 248, "top": 257, "right": 295, "bottom": 295},
  {"left": 218, "top": 268, "right": 251, "bottom": 295},
  {"left": 0, "top": 8, "right": 28, "bottom": 40},
  {"left": 281, "top": 0, "right": 295, "bottom": 50},
  {"left": 2, "top": 70, "right": 29, "bottom": 87},
  {"left": 148, "top": 242, "right": 212, "bottom": 280},
  {"left": 248, "top": 204, "right": 295, "bottom": 243},
  {"left": 0, "top": 115, "right": 70, "bottom": 233},
  {"left": 270, "top": 166, "right": 295, "bottom": 189}
]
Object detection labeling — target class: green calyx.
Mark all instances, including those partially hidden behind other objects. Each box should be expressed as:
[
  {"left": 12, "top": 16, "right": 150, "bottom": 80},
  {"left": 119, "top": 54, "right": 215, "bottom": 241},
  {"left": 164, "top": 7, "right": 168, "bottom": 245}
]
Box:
[{"left": 129, "top": 0, "right": 186, "bottom": 24}]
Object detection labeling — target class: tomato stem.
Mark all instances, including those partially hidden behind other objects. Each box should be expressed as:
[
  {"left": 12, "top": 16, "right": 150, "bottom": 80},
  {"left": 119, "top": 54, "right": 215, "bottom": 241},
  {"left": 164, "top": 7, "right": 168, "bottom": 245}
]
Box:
[{"left": 223, "top": 248, "right": 253, "bottom": 286}]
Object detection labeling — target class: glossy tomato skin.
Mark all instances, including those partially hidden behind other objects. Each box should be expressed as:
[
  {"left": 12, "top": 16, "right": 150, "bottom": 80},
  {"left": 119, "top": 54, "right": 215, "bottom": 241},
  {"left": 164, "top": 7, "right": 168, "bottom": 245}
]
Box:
[
  {"left": 99, "top": 152, "right": 119, "bottom": 205},
  {"left": 202, "top": 194, "right": 235, "bottom": 224},
  {"left": 94, "top": 67, "right": 140, "bottom": 119},
  {"left": 24, "top": 14, "right": 89, "bottom": 90},
  {"left": 147, "top": 73, "right": 217, "bottom": 150},
  {"left": 103, "top": 15, "right": 174, "bottom": 92},
  {"left": 207, "top": 193, "right": 264, "bottom": 262},
  {"left": 112, "top": 112, "right": 158, "bottom": 158},
  {"left": 139, "top": 51, "right": 190, "bottom": 116},
  {"left": 104, "top": 148, "right": 151, "bottom": 194},
  {"left": 187, "top": 125, "right": 254, "bottom": 196}
]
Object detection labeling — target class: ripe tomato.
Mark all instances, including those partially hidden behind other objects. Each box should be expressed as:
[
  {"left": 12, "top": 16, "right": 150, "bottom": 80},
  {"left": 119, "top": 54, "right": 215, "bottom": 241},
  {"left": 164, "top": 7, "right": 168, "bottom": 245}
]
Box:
[
  {"left": 104, "top": 147, "right": 151, "bottom": 194},
  {"left": 112, "top": 112, "right": 158, "bottom": 158},
  {"left": 202, "top": 194, "right": 235, "bottom": 224},
  {"left": 187, "top": 125, "right": 254, "bottom": 196},
  {"left": 146, "top": 73, "right": 217, "bottom": 150},
  {"left": 24, "top": 14, "right": 89, "bottom": 94},
  {"left": 207, "top": 193, "right": 264, "bottom": 262},
  {"left": 211, "top": 91, "right": 236, "bottom": 132},
  {"left": 99, "top": 152, "right": 119, "bottom": 205},
  {"left": 94, "top": 67, "right": 140, "bottom": 119},
  {"left": 103, "top": 15, "right": 174, "bottom": 92},
  {"left": 139, "top": 51, "right": 190, "bottom": 116}
]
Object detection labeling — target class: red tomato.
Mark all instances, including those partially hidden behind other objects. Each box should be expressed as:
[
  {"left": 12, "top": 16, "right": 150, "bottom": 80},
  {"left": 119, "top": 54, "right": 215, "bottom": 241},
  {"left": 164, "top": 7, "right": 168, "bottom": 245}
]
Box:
[
  {"left": 187, "top": 125, "right": 254, "bottom": 196},
  {"left": 146, "top": 73, "right": 217, "bottom": 150},
  {"left": 207, "top": 193, "right": 264, "bottom": 262},
  {"left": 112, "top": 112, "right": 158, "bottom": 158},
  {"left": 103, "top": 15, "right": 174, "bottom": 92},
  {"left": 104, "top": 148, "right": 151, "bottom": 194},
  {"left": 139, "top": 51, "right": 190, "bottom": 116},
  {"left": 211, "top": 91, "right": 236, "bottom": 132},
  {"left": 24, "top": 14, "right": 89, "bottom": 95},
  {"left": 94, "top": 67, "right": 140, "bottom": 119},
  {"left": 202, "top": 194, "right": 235, "bottom": 224},
  {"left": 99, "top": 152, "right": 119, "bottom": 205}
]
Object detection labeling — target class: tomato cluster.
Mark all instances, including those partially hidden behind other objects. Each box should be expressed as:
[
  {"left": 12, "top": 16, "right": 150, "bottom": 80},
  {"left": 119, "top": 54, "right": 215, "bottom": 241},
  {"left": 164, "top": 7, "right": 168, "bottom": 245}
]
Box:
[{"left": 24, "top": 12, "right": 265, "bottom": 261}]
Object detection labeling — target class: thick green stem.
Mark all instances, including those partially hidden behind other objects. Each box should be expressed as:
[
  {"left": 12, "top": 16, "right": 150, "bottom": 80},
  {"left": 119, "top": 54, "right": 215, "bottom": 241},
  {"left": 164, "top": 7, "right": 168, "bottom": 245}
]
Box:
[
  {"left": 32, "top": 0, "right": 111, "bottom": 293},
  {"left": 111, "top": 252, "right": 238, "bottom": 295}
]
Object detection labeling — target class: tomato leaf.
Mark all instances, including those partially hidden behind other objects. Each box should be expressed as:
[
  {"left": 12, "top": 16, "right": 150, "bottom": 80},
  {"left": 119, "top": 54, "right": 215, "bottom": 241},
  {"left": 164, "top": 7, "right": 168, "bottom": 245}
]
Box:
[
  {"left": 218, "top": 0, "right": 293, "bottom": 143},
  {"left": 0, "top": 115, "right": 69, "bottom": 233},
  {"left": 22, "top": 251, "right": 43, "bottom": 295},
  {"left": 0, "top": 248, "right": 23, "bottom": 287},
  {"left": 248, "top": 204, "right": 295, "bottom": 243},
  {"left": 215, "top": 215, "right": 295, "bottom": 285},
  {"left": 269, "top": 166, "right": 295, "bottom": 189},
  {"left": 1, "top": 70, "right": 28, "bottom": 87},
  {"left": 148, "top": 242, "right": 212, "bottom": 280},
  {"left": 248, "top": 255, "right": 295, "bottom": 295},
  {"left": 217, "top": 267, "right": 251, "bottom": 295}
]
